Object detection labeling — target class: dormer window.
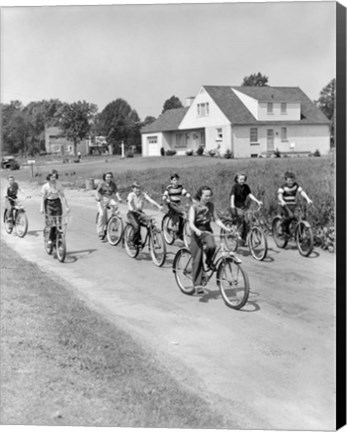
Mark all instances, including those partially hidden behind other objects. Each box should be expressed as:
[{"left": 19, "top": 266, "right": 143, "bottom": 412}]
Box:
[
  {"left": 281, "top": 103, "right": 287, "bottom": 114},
  {"left": 197, "top": 102, "right": 209, "bottom": 117},
  {"left": 267, "top": 102, "right": 273, "bottom": 114}
]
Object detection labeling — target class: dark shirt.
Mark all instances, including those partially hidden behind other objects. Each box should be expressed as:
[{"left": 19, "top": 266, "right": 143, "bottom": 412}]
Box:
[
  {"left": 97, "top": 181, "right": 118, "bottom": 197},
  {"left": 193, "top": 201, "right": 214, "bottom": 229},
  {"left": 7, "top": 182, "right": 19, "bottom": 199},
  {"left": 230, "top": 183, "right": 251, "bottom": 208}
]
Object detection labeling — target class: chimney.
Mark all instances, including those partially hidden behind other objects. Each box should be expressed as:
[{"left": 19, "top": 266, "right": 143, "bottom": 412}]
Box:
[{"left": 185, "top": 96, "right": 195, "bottom": 107}]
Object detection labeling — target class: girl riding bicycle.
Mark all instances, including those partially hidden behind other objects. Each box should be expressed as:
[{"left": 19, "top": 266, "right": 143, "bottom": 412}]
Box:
[
  {"left": 189, "top": 185, "right": 231, "bottom": 294},
  {"left": 96, "top": 171, "right": 122, "bottom": 240},
  {"left": 127, "top": 181, "right": 163, "bottom": 246},
  {"left": 40, "top": 169, "right": 69, "bottom": 247}
]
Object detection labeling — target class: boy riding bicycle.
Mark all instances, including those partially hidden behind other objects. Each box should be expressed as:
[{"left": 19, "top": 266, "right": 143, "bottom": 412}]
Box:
[
  {"left": 96, "top": 171, "right": 122, "bottom": 240},
  {"left": 230, "top": 173, "right": 262, "bottom": 244},
  {"left": 127, "top": 181, "right": 163, "bottom": 246},
  {"left": 5, "top": 175, "right": 30, "bottom": 225},
  {"left": 278, "top": 171, "right": 313, "bottom": 235},
  {"left": 162, "top": 173, "right": 191, "bottom": 240}
]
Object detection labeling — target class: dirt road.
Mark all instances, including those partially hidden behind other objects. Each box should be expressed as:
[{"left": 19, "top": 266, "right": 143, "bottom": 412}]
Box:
[{"left": 1, "top": 182, "right": 336, "bottom": 430}]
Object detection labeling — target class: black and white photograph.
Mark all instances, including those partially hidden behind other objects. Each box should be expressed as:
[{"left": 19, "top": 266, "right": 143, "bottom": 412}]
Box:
[{"left": 1, "top": 0, "right": 346, "bottom": 430}]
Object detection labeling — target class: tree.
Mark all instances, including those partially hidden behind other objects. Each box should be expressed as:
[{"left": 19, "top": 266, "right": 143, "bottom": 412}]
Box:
[
  {"left": 316, "top": 79, "right": 335, "bottom": 146},
  {"left": 59, "top": 101, "right": 98, "bottom": 156},
  {"left": 162, "top": 95, "right": 183, "bottom": 114},
  {"left": 241, "top": 72, "right": 269, "bottom": 87},
  {"left": 143, "top": 116, "right": 156, "bottom": 126},
  {"left": 97, "top": 99, "right": 141, "bottom": 154}
]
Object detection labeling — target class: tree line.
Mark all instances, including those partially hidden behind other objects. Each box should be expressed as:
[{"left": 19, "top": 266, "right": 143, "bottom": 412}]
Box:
[{"left": 1, "top": 74, "right": 335, "bottom": 157}]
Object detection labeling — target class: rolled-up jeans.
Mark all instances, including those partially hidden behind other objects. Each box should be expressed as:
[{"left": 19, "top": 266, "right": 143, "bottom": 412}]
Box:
[
  {"left": 190, "top": 229, "right": 216, "bottom": 287},
  {"left": 97, "top": 197, "right": 118, "bottom": 236}
]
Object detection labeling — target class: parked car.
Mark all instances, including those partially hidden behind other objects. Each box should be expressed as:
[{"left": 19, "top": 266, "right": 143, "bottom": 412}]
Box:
[{"left": 1, "top": 156, "right": 20, "bottom": 170}]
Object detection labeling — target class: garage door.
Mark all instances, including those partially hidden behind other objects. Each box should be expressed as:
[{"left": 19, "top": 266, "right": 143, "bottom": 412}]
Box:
[{"left": 148, "top": 143, "right": 159, "bottom": 156}]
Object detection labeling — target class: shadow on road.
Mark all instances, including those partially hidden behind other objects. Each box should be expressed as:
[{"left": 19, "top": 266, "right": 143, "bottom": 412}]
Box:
[
  {"left": 198, "top": 287, "right": 261, "bottom": 312},
  {"left": 64, "top": 249, "right": 97, "bottom": 263},
  {"left": 26, "top": 230, "right": 42, "bottom": 237}
]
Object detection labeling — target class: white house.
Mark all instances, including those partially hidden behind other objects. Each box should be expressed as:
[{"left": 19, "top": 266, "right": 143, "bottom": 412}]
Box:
[{"left": 141, "top": 86, "right": 331, "bottom": 157}]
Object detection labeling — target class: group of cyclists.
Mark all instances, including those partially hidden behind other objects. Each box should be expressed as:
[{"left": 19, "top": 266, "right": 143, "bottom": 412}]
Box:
[{"left": 4, "top": 166, "right": 314, "bottom": 295}]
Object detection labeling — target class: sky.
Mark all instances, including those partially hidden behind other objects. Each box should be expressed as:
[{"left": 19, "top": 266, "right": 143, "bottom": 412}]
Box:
[{"left": 0, "top": 0, "right": 342, "bottom": 121}]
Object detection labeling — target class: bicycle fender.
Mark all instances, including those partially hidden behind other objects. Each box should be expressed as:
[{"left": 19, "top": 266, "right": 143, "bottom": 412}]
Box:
[{"left": 300, "top": 220, "right": 311, "bottom": 229}]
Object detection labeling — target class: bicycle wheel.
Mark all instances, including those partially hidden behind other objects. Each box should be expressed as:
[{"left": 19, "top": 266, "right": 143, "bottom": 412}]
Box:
[
  {"left": 43, "top": 227, "right": 53, "bottom": 255},
  {"left": 217, "top": 257, "right": 250, "bottom": 310},
  {"left": 183, "top": 221, "right": 191, "bottom": 248},
  {"left": 150, "top": 228, "right": 166, "bottom": 267},
  {"left": 56, "top": 233, "right": 66, "bottom": 262},
  {"left": 162, "top": 214, "right": 176, "bottom": 245},
  {"left": 124, "top": 224, "right": 140, "bottom": 258},
  {"left": 220, "top": 222, "right": 238, "bottom": 252},
  {"left": 248, "top": 226, "right": 267, "bottom": 261},
  {"left": 295, "top": 221, "right": 314, "bottom": 257},
  {"left": 272, "top": 216, "right": 288, "bottom": 249},
  {"left": 106, "top": 215, "right": 123, "bottom": 246},
  {"left": 3, "top": 209, "right": 13, "bottom": 234},
  {"left": 15, "top": 210, "right": 28, "bottom": 238},
  {"left": 172, "top": 248, "right": 195, "bottom": 295}
]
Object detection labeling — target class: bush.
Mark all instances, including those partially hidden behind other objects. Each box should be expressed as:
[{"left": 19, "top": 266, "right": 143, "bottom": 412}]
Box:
[
  {"left": 209, "top": 150, "right": 216, "bottom": 157},
  {"left": 313, "top": 149, "right": 321, "bottom": 157},
  {"left": 166, "top": 149, "right": 177, "bottom": 156},
  {"left": 126, "top": 151, "right": 134, "bottom": 158},
  {"left": 185, "top": 149, "right": 193, "bottom": 156},
  {"left": 160, "top": 147, "right": 165, "bottom": 157},
  {"left": 196, "top": 146, "right": 204, "bottom": 156},
  {"left": 9, "top": 160, "right": 20, "bottom": 170},
  {"left": 223, "top": 149, "right": 234, "bottom": 159},
  {"left": 274, "top": 148, "right": 281, "bottom": 158}
]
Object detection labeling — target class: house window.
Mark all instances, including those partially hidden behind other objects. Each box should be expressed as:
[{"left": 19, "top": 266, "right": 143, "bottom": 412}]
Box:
[
  {"left": 281, "top": 127, "right": 287, "bottom": 141},
  {"left": 216, "top": 128, "right": 223, "bottom": 140},
  {"left": 147, "top": 136, "right": 158, "bottom": 144},
  {"left": 267, "top": 102, "right": 273, "bottom": 114},
  {"left": 197, "top": 102, "right": 209, "bottom": 117},
  {"left": 250, "top": 128, "right": 258, "bottom": 144},
  {"left": 281, "top": 103, "right": 287, "bottom": 114}
]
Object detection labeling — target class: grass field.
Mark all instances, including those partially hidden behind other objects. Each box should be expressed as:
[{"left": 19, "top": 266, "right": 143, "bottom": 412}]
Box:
[
  {"left": 2, "top": 154, "right": 335, "bottom": 249},
  {"left": 0, "top": 243, "right": 231, "bottom": 427}
]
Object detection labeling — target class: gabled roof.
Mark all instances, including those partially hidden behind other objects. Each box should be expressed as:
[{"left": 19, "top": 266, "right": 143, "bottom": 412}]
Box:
[
  {"left": 232, "top": 86, "right": 300, "bottom": 102},
  {"left": 141, "top": 107, "right": 189, "bottom": 133},
  {"left": 204, "top": 86, "right": 330, "bottom": 125}
]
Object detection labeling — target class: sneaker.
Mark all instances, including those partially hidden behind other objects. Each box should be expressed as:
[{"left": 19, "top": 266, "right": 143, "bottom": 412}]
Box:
[
  {"left": 195, "top": 286, "right": 204, "bottom": 295},
  {"left": 47, "top": 240, "right": 53, "bottom": 247}
]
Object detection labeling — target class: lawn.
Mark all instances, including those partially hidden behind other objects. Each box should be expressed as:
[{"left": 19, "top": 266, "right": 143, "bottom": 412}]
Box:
[
  {"left": 1, "top": 153, "right": 335, "bottom": 250},
  {"left": 0, "top": 243, "right": 231, "bottom": 427}
]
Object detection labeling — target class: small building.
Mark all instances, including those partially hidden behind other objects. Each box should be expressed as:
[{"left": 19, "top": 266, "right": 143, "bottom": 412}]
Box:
[
  {"left": 141, "top": 86, "right": 331, "bottom": 157},
  {"left": 45, "top": 126, "right": 89, "bottom": 156}
]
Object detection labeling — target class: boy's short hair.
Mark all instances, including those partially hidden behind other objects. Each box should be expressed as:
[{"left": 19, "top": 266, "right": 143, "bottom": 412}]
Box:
[
  {"left": 7, "top": 175, "right": 14, "bottom": 180},
  {"left": 284, "top": 171, "right": 296, "bottom": 179},
  {"left": 131, "top": 181, "right": 141, "bottom": 188},
  {"left": 103, "top": 171, "right": 113, "bottom": 181},
  {"left": 234, "top": 173, "right": 247, "bottom": 183},
  {"left": 170, "top": 173, "right": 180, "bottom": 180}
]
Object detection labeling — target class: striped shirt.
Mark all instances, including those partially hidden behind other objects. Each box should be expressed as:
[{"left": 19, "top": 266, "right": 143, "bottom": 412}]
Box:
[
  {"left": 163, "top": 184, "right": 188, "bottom": 204},
  {"left": 278, "top": 182, "right": 303, "bottom": 205}
]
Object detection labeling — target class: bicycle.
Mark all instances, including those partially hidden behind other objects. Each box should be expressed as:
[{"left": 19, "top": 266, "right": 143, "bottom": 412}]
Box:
[
  {"left": 161, "top": 202, "right": 191, "bottom": 248},
  {"left": 124, "top": 211, "right": 166, "bottom": 267},
  {"left": 172, "top": 233, "right": 250, "bottom": 310},
  {"left": 43, "top": 213, "right": 69, "bottom": 263},
  {"left": 219, "top": 205, "right": 268, "bottom": 261},
  {"left": 96, "top": 203, "right": 124, "bottom": 246},
  {"left": 3, "top": 196, "right": 30, "bottom": 238},
  {"left": 272, "top": 205, "right": 314, "bottom": 257}
]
